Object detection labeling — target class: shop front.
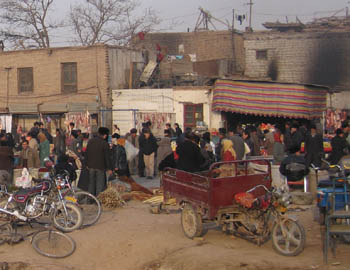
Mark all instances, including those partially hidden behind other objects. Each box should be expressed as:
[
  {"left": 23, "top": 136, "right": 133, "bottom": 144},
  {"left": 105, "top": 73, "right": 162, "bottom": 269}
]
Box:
[
  {"left": 9, "top": 103, "right": 99, "bottom": 141},
  {"left": 212, "top": 79, "right": 329, "bottom": 130}
]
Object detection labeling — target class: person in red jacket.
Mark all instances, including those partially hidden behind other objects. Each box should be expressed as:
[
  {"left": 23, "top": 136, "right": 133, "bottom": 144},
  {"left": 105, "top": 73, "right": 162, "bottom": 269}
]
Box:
[{"left": 221, "top": 139, "right": 236, "bottom": 161}]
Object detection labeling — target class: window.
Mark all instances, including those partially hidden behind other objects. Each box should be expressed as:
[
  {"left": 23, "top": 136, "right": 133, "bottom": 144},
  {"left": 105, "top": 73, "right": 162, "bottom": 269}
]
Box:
[
  {"left": 256, "top": 50, "right": 268, "bottom": 60},
  {"left": 18, "top": 67, "right": 33, "bottom": 93},
  {"left": 61, "top": 62, "right": 77, "bottom": 92},
  {"left": 184, "top": 104, "right": 203, "bottom": 129}
]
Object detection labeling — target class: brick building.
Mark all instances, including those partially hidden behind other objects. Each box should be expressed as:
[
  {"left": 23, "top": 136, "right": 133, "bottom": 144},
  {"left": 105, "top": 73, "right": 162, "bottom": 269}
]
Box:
[
  {"left": 243, "top": 31, "right": 350, "bottom": 93},
  {"left": 0, "top": 44, "right": 144, "bottom": 134},
  {"left": 132, "top": 31, "right": 244, "bottom": 81}
]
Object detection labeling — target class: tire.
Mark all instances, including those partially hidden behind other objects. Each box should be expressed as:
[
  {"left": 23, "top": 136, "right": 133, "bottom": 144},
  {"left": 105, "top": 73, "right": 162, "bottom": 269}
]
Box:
[
  {"left": 181, "top": 203, "right": 207, "bottom": 239},
  {"left": 65, "top": 191, "right": 102, "bottom": 227},
  {"left": 271, "top": 219, "right": 305, "bottom": 256},
  {"left": 31, "top": 230, "right": 76, "bottom": 258},
  {"left": 52, "top": 202, "right": 83, "bottom": 232},
  {"left": 0, "top": 223, "right": 12, "bottom": 245}
]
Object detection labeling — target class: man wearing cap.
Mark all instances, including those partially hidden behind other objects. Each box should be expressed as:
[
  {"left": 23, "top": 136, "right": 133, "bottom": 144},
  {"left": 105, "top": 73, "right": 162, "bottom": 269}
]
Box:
[
  {"left": 85, "top": 127, "right": 112, "bottom": 196},
  {"left": 126, "top": 128, "right": 139, "bottom": 175}
]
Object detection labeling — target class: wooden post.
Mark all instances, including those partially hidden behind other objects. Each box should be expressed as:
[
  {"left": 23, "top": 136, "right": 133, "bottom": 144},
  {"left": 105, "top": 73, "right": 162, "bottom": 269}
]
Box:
[{"left": 129, "top": 62, "right": 134, "bottom": 89}]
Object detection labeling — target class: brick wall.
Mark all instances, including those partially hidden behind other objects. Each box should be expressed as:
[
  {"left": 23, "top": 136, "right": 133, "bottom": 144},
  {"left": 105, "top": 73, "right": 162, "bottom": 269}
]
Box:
[
  {"left": 134, "top": 31, "right": 233, "bottom": 61},
  {"left": 244, "top": 31, "right": 350, "bottom": 92},
  {"left": 133, "top": 30, "right": 245, "bottom": 76},
  {"left": 0, "top": 45, "right": 110, "bottom": 111}
]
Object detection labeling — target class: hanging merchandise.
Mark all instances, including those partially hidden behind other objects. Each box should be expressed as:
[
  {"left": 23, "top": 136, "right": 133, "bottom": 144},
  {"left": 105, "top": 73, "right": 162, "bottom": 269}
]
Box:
[
  {"left": 65, "top": 112, "right": 91, "bottom": 133},
  {"left": 0, "top": 115, "right": 12, "bottom": 133},
  {"left": 325, "top": 108, "right": 350, "bottom": 135}
]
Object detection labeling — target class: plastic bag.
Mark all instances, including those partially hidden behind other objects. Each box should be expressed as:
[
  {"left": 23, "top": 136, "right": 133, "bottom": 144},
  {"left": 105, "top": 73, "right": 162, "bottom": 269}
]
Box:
[
  {"left": 125, "top": 140, "right": 139, "bottom": 161},
  {"left": 15, "top": 168, "right": 32, "bottom": 188}
]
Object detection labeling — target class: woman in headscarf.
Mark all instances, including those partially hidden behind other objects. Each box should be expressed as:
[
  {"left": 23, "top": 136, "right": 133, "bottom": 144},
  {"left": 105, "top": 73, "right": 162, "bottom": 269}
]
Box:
[
  {"left": 221, "top": 139, "right": 236, "bottom": 161},
  {"left": 112, "top": 137, "right": 129, "bottom": 177},
  {"left": 214, "top": 139, "right": 237, "bottom": 177},
  {"left": 38, "top": 132, "right": 50, "bottom": 167},
  {"left": 112, "top": 136, "right": 153, "bottom": 195},
  {"left": 273, "top": 129, "right": 285, "bottom": 164}
]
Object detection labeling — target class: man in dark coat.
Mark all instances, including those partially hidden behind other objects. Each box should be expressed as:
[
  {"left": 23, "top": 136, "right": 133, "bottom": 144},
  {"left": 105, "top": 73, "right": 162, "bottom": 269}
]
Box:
[
  {"left": 283, "top": 121, "right": 292, "bottom": 152},
  {"left": 249, "top": 126, "right": 261, "bottom": 156},
  {"left": 85, "top": 127, "right": 112, "bottom": 196},
  {"left": 176, "top": 132, "right": 205, "bottom": 173},
  {"left": 304, "top": 124, "right": 324, "bottom": 167},
  {"left": 0, "top": 135, "right": 13, "bottom": 186},
  {"left": 215, "top": 128, "right": 226, "bottom": 161},
  {"left": 227, "top": 127, "right": 245, "bottom": 160},
  {"left": 329, "top": 128, "right": 348, "bottom": 165},
  {"left": 290, "top": 123, "right": 303, "bottom": 153},
  {"left": 139, "top": 128, "right": 158, "bottom": 179}
]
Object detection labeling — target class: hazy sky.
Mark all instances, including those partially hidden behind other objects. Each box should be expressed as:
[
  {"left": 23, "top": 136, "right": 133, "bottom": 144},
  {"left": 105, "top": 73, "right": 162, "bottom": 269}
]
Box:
[{"left": 50, "top": 0, "right": 349, "bottom": 46}]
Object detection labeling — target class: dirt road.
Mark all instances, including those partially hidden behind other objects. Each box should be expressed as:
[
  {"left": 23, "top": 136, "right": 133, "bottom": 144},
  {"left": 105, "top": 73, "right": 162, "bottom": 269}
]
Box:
[{"left": 1, "top": 202, "right": 350, "bottom": 270}]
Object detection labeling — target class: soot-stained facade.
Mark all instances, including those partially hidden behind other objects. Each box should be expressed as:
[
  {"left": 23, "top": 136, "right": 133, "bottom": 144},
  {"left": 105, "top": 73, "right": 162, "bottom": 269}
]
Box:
[{"left": 243, "top": 31, "right": 350, "bottom": 92}]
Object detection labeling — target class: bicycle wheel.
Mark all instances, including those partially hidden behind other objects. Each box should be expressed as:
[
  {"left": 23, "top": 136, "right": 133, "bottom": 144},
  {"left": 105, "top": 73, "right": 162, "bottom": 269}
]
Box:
[
  {"left": 52, "top": 202, "right": 83, "bottom": 232},
  {"left": 31, "top": 230, "right": 76, "bottom": 258},
  {"left": 65, "top": 191, "right": 102, "bottom": 227}
]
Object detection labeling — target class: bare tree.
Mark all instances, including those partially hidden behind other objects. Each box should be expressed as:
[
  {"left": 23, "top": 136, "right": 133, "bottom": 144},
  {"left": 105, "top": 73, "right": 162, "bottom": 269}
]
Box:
[
  {"left": 0, "top": 0, "right": 60, "bottom": 49},
  {"left": 70, "top": 0, "right": 160, "bottom": 46}
]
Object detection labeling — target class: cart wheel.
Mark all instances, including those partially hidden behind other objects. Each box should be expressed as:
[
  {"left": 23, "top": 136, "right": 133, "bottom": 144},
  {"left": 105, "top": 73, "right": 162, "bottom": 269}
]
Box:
[{"left": 181, "top": 204, "right": 206, "bottom": 239}]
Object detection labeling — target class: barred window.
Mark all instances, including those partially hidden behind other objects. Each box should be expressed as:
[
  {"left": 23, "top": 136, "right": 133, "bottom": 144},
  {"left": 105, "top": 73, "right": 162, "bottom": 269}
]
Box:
[
  {"left": 18, "top": 67, "right": 33, "bottom": 93},
  {"left": 61, "top": 62, "right": 77, "bottom": 92}
]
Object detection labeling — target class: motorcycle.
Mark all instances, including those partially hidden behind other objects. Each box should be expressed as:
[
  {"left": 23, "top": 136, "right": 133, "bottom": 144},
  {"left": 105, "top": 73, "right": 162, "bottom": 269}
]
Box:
[
  {"left": 224, "top": 184, "right": 306, "bottom": 256},
  {"left": 0, "top": 158, "right": 83, "bottom": 232}
]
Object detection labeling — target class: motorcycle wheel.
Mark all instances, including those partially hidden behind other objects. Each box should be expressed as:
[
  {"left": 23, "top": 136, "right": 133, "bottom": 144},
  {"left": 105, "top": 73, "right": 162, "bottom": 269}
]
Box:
[
  {"left": 271, "top": 219, "right": 305, "bottom": 256},
  {"left": 181, "top": 203, "right": 207, "bottom": 239},
  {"left": 52, "top": 202, "right": 83, "bottom": 233}
]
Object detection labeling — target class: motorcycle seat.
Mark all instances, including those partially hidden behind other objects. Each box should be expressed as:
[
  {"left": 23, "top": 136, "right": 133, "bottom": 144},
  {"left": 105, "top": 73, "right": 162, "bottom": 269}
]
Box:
[{"left": 14, "top": 181, "right": 51, "bottom": 197}]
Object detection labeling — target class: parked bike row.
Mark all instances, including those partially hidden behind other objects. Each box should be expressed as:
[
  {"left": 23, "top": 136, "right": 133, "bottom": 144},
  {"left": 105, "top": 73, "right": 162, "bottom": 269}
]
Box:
[{"left": 0, "top": 157, "right": 102, "bottom": 258}]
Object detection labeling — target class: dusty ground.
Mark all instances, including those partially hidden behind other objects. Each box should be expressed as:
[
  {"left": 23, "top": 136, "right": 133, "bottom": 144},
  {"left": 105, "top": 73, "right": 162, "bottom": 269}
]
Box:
[{"left": 1, "top": 201, "right": 350, "bottom": 270}]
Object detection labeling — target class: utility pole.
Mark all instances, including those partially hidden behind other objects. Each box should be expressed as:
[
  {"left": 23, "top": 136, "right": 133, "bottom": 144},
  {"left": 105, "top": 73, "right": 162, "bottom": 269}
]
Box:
[
  {"left": 248, "top": 0, "right": 253, "bottom": 30},
  {"left": 231, "top": 9, "right": 235, "bottom": 74}
]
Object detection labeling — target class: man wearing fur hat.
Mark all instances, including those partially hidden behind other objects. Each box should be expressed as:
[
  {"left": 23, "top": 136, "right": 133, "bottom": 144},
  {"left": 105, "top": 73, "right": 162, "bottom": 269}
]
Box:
[{"left": 85, "top": 127, "right": 112, "bottom": 196}]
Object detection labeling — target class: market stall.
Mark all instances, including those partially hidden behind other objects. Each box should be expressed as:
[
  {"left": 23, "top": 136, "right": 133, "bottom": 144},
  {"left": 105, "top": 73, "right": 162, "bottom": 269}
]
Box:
[{"left": 212, "top": 79, "right": 328, "bottom": 120}]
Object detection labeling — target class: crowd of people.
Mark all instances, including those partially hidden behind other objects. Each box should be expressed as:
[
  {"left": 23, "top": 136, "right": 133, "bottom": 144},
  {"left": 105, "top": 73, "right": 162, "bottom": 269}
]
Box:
[{"left": 1, "top": 118, "right": 350, "bottom": 196}]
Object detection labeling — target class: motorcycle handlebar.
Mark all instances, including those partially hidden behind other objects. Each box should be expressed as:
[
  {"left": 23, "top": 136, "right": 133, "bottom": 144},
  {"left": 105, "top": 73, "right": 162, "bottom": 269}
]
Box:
[{"left": 246, "top": 184, "right": 270, "bottom": 194}]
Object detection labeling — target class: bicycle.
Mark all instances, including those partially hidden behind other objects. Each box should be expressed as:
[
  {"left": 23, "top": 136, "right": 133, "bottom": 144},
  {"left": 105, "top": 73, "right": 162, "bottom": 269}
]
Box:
[
  {"left": 56, "top": 172, "right": 102, "bottom": 227},
  {"left": 0, "top": 222, "right": 76, "bottom": 258}
]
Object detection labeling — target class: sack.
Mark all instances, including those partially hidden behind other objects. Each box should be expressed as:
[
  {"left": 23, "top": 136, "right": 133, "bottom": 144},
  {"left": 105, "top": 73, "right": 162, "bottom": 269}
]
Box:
[
  {"left": 125, "top": 140, "right": 139, "bottom": 161},
  {"left": 244, "top": 142, "right": 251, "bottom": 155},
  {"left": 15, "top": 168, "right": 32, "bottom": 188}
]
